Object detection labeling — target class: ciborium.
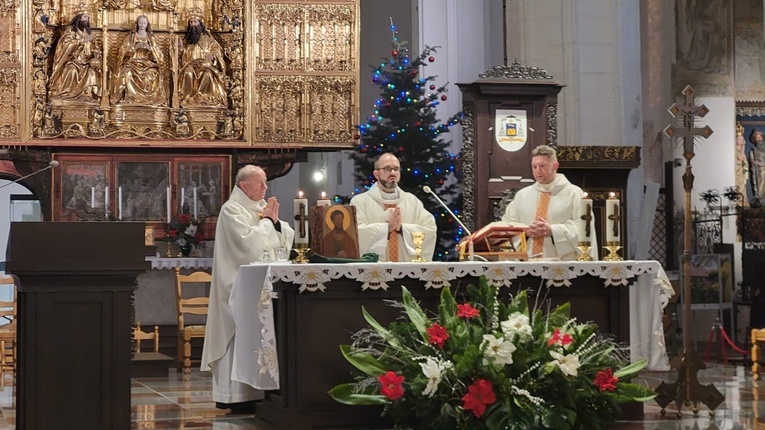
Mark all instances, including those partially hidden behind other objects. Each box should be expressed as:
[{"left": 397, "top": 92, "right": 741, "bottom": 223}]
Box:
[{"left": 411, "top": 232, "right": 426, "bottom": 263}]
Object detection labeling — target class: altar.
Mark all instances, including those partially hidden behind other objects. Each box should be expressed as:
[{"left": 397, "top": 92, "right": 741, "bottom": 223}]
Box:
[{"left": 228, "top": 260, "right": 672, "bottom": 429}]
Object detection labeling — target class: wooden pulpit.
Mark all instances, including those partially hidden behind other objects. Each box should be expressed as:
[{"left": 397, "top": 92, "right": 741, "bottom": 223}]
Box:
[{"left": 7, "top": 222, "right": 148, "bottom": 430}]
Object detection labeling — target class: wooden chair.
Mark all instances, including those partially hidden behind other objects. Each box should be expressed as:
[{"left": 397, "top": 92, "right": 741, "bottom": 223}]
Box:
[
  {"left": 175, "top": 271, "right": 211, "bottom": 374},
  {"left": 752, "top": 328, "right": 765, "bottom": 380},
  {"left": 0, "top": 276, "right": 17, "bottom": 376},
  {"left": 134, "top": 322, "right": 160, "bottom": 353}
]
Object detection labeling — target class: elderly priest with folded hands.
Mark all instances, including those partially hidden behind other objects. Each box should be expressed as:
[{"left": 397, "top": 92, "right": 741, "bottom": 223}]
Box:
[{"left": 201, "top": 165, "right": 294, "bottom": 414}]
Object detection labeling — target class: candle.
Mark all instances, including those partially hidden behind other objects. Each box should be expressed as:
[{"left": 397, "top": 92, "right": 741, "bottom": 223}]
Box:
[
  {"left": 293, "top": 190, "right": 309, "bottom": 244},
  {"left": 118, "top": 186, "right": 122, "bottom": 220},
  {"left": 104, "top": 186, "right": 109, "bottom": 216},
  {"left": 91, "top": 187, "right": 95, "bottom": 208},
  {"left": 193, "top": 187, "right": 198, "bottom": 219},
  {"left": 605, "top": 192, "right": 620, "bottom": 244},
  {"left": 181, "top": 187, "right": 185, "bottom": 210},
  {"left": 166, "top": 186, "right": 171, "bottom": 223},
  {"left": 578, "top": 192, "right": 593, "bottom": 243},
  {"left": 317, "top": 191, "right": 331, "bottom": 207}
]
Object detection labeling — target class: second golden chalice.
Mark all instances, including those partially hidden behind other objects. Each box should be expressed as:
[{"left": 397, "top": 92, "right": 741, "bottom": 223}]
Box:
[{"left": 411, "top": 231, "right": 426, "bottom": 263}]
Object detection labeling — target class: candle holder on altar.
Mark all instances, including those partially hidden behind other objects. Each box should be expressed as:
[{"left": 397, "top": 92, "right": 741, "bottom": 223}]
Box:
[
  {"left": 293, "top": 244, "right": 310, "bottom": 264},
  {"left": 576, "top": 242, "right": 593, "bottom": 261},
  {"left": 411, "top": 232, "right": 426, "bottom": 263},
  {"left": 602, "top": 241, "right": 622, "bottom": 261}
]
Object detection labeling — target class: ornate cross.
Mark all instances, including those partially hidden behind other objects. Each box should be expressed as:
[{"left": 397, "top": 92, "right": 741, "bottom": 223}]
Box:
[
  {"left": 663, "top": 85, "right": 713, "bottom": 163},
  {"left": 294, "top": 202, "right": 307, "bottom": 238},
  {"left": 580, "top": 204, "right": 592, "bottom": 237},
  {"left": 607, "top": 203, "right": 620, "bottom": 237}
]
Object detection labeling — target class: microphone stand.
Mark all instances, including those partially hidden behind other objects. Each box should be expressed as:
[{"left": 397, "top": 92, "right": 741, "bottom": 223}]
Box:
[{"left": 422, "top": 186, "right": 480, "bottom": 261}]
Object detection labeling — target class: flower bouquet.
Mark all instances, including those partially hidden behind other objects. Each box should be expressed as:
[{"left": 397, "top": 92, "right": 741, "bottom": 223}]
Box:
[
  {"left": 330, "top": 277, "right": 655, "bottom": 430},
  {"left": 166, "top": 213, "right": 204, "bottom": 256}
]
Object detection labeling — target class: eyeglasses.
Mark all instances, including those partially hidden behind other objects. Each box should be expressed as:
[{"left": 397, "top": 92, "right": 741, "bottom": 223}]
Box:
[{"left": 377, "top": 166, "right": 400, "bottom": 174}]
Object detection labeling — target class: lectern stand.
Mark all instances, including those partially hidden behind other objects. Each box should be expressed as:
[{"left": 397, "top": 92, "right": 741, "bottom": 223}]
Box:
[{"left": 7, "top": 222, "right": 148, "bottom": 430}]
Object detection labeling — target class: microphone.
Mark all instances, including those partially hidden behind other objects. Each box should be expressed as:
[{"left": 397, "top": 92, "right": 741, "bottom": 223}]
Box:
[
  {"left": 0, "top": 160, "right": 59, "bottom": 190},
  {"left": 422, "top": 185, "right": 486, "bottom": 261}
]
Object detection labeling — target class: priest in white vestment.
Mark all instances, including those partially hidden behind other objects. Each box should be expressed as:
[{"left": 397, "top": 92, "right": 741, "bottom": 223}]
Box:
[
  {"left": 201, "top": 165, "right": 294, "bottom": 412},
  {"left": 502, "top": 145, "right": 597, "bottom": 261},
  {"left": 351, "top": 153, "right": 437, "bottom": 262}
]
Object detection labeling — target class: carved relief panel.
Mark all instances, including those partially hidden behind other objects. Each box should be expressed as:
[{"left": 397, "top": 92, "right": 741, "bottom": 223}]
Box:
[
  {"left": 7, "top": 0, "right": 358, "bottom": 148},
  {"left": 0, "top": 2, "right": 21, "bottom": 139}
]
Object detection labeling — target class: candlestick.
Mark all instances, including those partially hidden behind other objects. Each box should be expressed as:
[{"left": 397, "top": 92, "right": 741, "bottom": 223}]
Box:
[
  {"left": 605, "top": 192, "right": 620, "bottom": 244},
  {"left": 578, "top": 192, "right": 593, "bottom": 244},
  {"left": 293, "top": 191, "right": 309, "bottom": 244},
  {"left": 91, "top": 187, "right": 95, "bottom": 208},
  {"left": 193, "top": 187, "right": 198, "bottom": 219},
  {"left": 181, "top": 187, "right": 185, "bottom": 210},
  {"left": 104, "top": 186, "right": 109, "bottom": 216},
  {"left": 166, "top": 186, "right": 171, "bottom": 223},
  {"left": 317, "top": 191, "right": 331, "bottom": 207},
  {"left": 118, "top": 186, "right": 122, "bottom": 220}
]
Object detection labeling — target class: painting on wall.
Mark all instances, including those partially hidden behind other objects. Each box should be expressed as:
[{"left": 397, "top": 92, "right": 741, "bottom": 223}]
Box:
[
  {"left": 116, "top": 161, "right": 171, "bottom": 222},
  {"left": 55, "top": 157, "right": 111, "bottom": 221},
  {"left": 176, "top": 160, "right": 224, "bottom": 219},
  {"left": 676, "top": 0, "right": 734, "bottom": 95}
]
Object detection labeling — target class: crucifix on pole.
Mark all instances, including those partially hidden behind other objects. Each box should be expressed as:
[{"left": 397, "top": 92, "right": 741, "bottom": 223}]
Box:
[{"left": 656, "top": 85, "right": 724, "bottom": 416}]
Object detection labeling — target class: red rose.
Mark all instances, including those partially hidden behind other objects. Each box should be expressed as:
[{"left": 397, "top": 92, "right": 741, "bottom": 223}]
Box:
[
  {"left": 594, "top": 368, "right": 619, "bottom": 392},
  {"left": 426, "top": 323, "right": 449, "bottom": 348},
  {"left": 457, "top": 303, "right": 480, "bottom": 319},
  {"left": 168, "top": 230, "right": 178, "bottom": 238},
  {"left": 178, "top": 214, "right": 190, "bottom": 225},
  {"left": 378, "top": 371, "right": 404, "bottom": 400},
  {"left": 461, "top": 379, "right": 496, "bottom": 418}
]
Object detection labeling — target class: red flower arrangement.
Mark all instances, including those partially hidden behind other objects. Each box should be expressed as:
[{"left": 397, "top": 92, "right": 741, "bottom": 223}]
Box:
[{"left": 167, "top": 213, "right": 204, "bottom": 248}]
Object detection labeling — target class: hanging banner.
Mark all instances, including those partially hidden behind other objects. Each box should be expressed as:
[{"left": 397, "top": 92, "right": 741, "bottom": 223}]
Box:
[{"left": 494, "top": 109, "right": 528, "bottom": 152}]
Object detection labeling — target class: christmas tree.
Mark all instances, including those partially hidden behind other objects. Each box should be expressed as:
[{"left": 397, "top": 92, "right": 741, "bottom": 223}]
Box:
[{"left": 348, "top": 23, "right": 463, "bottom": 260}]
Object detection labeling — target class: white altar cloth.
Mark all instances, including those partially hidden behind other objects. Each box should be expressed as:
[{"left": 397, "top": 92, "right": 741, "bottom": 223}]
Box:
[{"left": 229, "top": 260, "right": 673, "bottom": 391}]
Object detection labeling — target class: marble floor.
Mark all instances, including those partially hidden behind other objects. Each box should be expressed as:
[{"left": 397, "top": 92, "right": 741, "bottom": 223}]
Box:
[{"left": 0, "top": 362, "right": 760, "bottom": 429}]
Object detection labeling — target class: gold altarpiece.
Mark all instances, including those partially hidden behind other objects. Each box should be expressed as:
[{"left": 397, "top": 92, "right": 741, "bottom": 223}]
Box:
[{"left": 5, "top": 0, "right": 358, "bottom": 145}]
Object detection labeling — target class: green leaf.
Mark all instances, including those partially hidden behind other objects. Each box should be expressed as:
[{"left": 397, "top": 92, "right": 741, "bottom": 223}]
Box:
[
  {"left": 340, "top": 345, "right": 386, "bottom": 376},
  {"left": 328, "top": 383, "right": 388, "bottom": 405},
  {"left": 617, "top": 382, "right": 657, "bottom": 402},
  {"left": 614, "top": 358, "right": 648, "bottom": 379},
  {"left": 401, "top": 286, "right": 431, "bottom": 341},
  {"left": 362, "top": 307, "right": 401, "bottom": 349}
]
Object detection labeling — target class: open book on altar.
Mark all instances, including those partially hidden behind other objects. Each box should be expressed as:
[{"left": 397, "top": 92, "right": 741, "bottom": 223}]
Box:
[{"left": 459, "top": 222, "right": 528, "bottom": 261}]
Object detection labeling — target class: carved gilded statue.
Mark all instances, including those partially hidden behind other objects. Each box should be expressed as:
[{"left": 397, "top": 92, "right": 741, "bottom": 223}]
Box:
[
  {"left": 111, "top": 15, "right": 168, "bottom": 106},
  {"left": 48, "top": 13, "right": 102, "bottom": 105},
  {"left": 178, "top": 17, "right": 227, "bottom": 108}
]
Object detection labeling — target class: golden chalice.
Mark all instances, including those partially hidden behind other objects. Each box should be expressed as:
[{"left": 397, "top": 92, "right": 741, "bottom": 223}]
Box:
[{"left": 411, "top": 232, "right": 426, "bottom": 263}]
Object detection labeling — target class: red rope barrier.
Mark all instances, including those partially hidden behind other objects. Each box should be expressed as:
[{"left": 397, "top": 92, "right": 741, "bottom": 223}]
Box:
[
  {"left": 719, "top": 326, "right": 749, "bottom": 355},
  {"left": 704, "top": 325, "right": 748, "bottom": 363}
]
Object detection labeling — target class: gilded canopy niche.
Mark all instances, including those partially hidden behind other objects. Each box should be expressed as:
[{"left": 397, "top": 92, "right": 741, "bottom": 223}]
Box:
[{"left": 0, "top": 0, "right": 358, "bottom": 149}]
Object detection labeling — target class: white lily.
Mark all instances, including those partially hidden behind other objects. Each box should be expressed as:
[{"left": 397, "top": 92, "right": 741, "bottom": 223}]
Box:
[
  {"left": 420, "top": 357, "right": 448, "bottom": 397},
  {"left": 482, "top": 334, "right": 517, "bottom": 366},
  {"left": 549, "top": 350, "right": 580, "bottom": 377},
  {"left": 500, "top": 312, "right": 532, "bottom": 343}
]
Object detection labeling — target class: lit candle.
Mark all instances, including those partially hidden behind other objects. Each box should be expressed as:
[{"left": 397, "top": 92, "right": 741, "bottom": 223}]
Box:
[
  {"left": 181, "top": 187, "right": 185, "bottom": 210},
  {"left": 193, "top": 187, "right": 198, "bottom": 219},
  {"left": 578, "top": 192, "right": 593, "bottom": 243},
  {"left": 166, "top": 186, "right": 171, "bottom": 223},
  {"left": 91, "top": 187, "right": 95, "bottom": 208},
  {"left": 104, "top": 186, "right": 109, "bottom": 216},
  {"left": 293, "top": 190, "right": 309, "bottom": 244},
  {"left": 317, "top": 191, "right": 331, "bottom": 207},
  {"left": 605, "top": 192, "right": 620, "bottom": 244},
  {"left": 118, "top": 186, "right": 122, "bottom": 220}
]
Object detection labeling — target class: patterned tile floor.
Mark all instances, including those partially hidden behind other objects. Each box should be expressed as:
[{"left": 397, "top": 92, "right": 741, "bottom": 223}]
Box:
[{"left": 0, "top": 363, "right": 760, "bottom": 429}]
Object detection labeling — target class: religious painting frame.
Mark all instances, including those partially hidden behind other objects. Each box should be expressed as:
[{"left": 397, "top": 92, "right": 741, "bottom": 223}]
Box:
[
  {"left": 52, "top": 155, "right": 112, "bottom": 221},
  {"left": 310, "top": 205, "right": 360, "bottom": 259}
]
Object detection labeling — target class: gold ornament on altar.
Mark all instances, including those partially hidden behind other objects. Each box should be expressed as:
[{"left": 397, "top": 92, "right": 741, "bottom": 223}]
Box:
[
  {"left": 292, "top": 244, "right": 310, "bottom": 264},
  {"left": 601, "top": 242, "right": 622, "bottom": 261},
  {"left": 576, "top": 242, "right": 593, "bottom": 261},
  {"left": 411, "top": 231, "right": 426, "bottom": 263}
]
